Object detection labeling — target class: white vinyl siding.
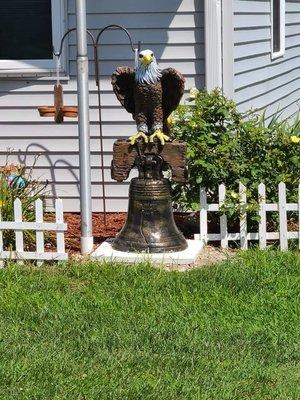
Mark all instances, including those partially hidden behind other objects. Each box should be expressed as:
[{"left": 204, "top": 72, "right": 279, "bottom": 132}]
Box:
[
  {"left": 234, "top": 0, "right": 300, "bottom": 120},
  {"left": 0, "top": 0, "right": 204, "bottom": 211}
]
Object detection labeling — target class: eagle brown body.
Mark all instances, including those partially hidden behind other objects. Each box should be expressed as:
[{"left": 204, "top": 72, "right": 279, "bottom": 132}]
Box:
[
  {"left": 134, "top": 81, "right": 165, "bottom": 133},
  {"left": 111, "top": 51, "right": 185, "bottom": 144}
]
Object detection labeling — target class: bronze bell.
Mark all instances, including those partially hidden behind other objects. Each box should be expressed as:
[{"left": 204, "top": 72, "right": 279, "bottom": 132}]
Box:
[{"left": 111, "top": 141, "right": 188, "bottom": 253}]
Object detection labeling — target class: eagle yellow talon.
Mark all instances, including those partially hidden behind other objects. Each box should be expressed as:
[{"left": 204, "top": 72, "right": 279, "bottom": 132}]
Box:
[
  {"left": 129, "top": 132, "right": 149, "bottom": 145},
  {"left": 149, "top": 130, "right": 170, "bottom": 146}
]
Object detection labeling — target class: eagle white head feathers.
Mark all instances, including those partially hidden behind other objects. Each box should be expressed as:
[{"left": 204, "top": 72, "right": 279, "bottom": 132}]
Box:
[{"left": 135, "top": 49, "right": 162, "bottom": 85}]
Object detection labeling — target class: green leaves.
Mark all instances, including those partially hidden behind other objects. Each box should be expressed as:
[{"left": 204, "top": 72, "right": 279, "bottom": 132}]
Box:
[{"left": 172, "top": 89, "right": 300, "bottom": 222}]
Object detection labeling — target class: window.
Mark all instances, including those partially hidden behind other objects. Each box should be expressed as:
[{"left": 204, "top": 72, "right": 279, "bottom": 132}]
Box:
[
  {"left": 271, "top": 0, "right": 285, "bottom": 59},
  {"left": 0, "top": 0, "right": 65, "bottom": 74}
]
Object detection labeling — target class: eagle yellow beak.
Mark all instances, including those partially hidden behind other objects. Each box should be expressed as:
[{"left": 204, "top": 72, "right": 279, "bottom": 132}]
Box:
[{"left": 142, "top": 54, "right": 153, "bottom": 65}]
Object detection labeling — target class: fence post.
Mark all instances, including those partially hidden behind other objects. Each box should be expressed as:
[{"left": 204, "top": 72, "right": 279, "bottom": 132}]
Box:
[
  {"left": 35, "top": 199, "right": 45, "bottom": 266},
  {"left": 219, "top": 184, "right": 228, "bottom": 248},
  {"left": 278, "top": 182, "right": 288, "bottom": 251},
  {"left": 14, "top": 199, "right": 24, "bottom": 263},
  {"left": 239, "top": 182, "right": 248, "bottom": 250},
  {"left": 200, "top": 187, "right": 208, "bottom": 244},
  {"left": 258, "top": 183, "right": 267, "bottom": 249},
  {"left": 56, "top": 199, "right": 66, "bottom": 255}
]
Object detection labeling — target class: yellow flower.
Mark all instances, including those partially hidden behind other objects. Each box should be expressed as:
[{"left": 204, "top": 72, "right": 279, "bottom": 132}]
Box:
[
  {"left": 290, "top": 135, "right": 300, "bottom": 144},
  {"left": 0, "top": 200, "right": 4, "bottom": 208},
  {"left": 189, "top": 87, "right": 199, "bottom": 100},
  {"left": 167, "top": 115, "right": 174, "bottom": 126},
  {"left": 230, "top": 191, "right": 239, "bottom": 199}
]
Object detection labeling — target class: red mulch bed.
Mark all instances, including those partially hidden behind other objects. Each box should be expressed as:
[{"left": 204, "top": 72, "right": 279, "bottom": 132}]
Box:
[
  {"left": 64, "top": 212, "right": 198, "bottom": 253},
  {"left": 54, "top": 212, "right": 299, "bottom": 254}
]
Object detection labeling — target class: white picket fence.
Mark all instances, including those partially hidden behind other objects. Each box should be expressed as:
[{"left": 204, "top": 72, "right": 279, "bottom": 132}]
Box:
[
  {"left": 196, "top": 182, "right": 300, "bottom": 251},
  {"left": 0, "top": 198, "right": 68, "bottom": 263}
]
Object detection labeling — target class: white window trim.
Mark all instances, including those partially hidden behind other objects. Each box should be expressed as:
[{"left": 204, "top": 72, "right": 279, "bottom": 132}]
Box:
[
  {"left": 271, "top": 0, "right": 286, "bottom": 60},
  {"left": 0, "top": 0, "right": 66, "bottom": 75}
]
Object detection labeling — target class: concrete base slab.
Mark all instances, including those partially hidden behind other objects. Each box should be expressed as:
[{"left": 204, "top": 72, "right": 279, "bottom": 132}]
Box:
[{"left": 91, "top": 239, "right": 203, "bottom": 265}]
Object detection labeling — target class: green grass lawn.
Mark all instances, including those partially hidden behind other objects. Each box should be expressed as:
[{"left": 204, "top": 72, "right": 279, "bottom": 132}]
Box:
[{"left": 0, "top": 251, "right": 299, "bottom": 400}]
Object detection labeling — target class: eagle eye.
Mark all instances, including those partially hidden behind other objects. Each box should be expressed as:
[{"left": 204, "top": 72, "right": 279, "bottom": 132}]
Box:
[
  {"left": 151, "top": 53, "right": 153, "bottom": 56},
  {"left": 139, "top": 54, "right": 143, "bottom": 58}
]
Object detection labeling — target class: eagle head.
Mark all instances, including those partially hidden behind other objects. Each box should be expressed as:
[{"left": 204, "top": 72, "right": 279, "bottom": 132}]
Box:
[
  {"left": 139, "top": 49, "right": 155, "bottom": 66},
  {"left": 135, "top": 49, "right": 162, "bottom": 84}
]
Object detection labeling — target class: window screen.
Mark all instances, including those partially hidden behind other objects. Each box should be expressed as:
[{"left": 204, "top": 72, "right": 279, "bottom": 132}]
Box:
[
  {"left": 272, "top": 0, "right": 281, "bottom": 53},
  {"left": 0, "top": 0, "right": 53, "bottom": 60}
]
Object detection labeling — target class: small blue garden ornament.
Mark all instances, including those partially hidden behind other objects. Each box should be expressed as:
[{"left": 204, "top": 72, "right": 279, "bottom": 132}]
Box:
[{"left": 7, "top": 174, "right": 27, "bottom": 189}]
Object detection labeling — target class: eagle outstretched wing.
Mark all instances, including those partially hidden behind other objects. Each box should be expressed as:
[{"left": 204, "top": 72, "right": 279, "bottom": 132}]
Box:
[
  {"left": 161, "top": 68, "right": 185, "bottom": 120},
  {"left": 111, "top": 66, "right": 135, "bottom": 117}
]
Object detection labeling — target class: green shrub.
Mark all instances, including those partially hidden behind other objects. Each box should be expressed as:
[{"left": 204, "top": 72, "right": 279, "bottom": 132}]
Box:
[
  {"left": 172, "top": 89, "right": 300, "bottom": 221},
  {"left": 0, "top": 159, "right": 47, "bottom": 250}
]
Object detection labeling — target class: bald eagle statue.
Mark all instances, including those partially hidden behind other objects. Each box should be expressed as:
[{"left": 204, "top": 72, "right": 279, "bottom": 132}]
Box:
[{"left": 111, "top": 49, "right": 185, "bottom": 145}]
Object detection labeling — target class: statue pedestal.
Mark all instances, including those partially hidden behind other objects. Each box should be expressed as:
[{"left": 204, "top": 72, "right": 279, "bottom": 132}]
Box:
[{"left": 91, "top": 239, "right": 203, "bottom": 265}]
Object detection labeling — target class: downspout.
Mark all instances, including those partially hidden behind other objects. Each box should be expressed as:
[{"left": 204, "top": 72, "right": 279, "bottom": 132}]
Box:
[
  {"left": 204, "top": 0, "right": 222, "bottom": 91},
  {"left": 75, "top": 0, "right": 94, "bottom": 254},
  {"left": 222, "top": 0, "right": 234, "bottom": 98},
  {"left": 204, "top": 0, "right": 234, "bottom": 97}
]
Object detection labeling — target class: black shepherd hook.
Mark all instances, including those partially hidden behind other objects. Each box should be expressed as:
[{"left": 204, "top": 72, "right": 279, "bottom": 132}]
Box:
[
  {"left": 93, "top": 25, "right": 140, "bottom": 229},
  {"left": 94, "top": 24, "right": 138, "bottom": 85},
  {"left": 53, "top": 25, "right": 141, "bottom": 230},
  {"left": 53, "top": 28, "right": 96, "bottom": 57}
]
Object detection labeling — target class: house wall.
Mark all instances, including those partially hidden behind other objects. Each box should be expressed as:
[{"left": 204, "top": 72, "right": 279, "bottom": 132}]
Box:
[
  {"left": 0, "top": 0, "right": 204, "bottom": 211},
  {"left": 234, "top": 0, "right": 300, "bottom": 119}
]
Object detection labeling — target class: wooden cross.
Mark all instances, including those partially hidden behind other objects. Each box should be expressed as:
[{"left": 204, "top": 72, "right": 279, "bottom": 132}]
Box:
[{"left": 38, "top": 84, "right": 78, "bottom": 123}]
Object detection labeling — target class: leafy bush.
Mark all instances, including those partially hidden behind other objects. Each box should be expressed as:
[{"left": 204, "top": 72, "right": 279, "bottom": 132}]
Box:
[
  {"left": 0, "top": 159, "right": 47, "bottom": 250},
  {"left": 172, "top": 89, "right": 300, "bottom": 221}
]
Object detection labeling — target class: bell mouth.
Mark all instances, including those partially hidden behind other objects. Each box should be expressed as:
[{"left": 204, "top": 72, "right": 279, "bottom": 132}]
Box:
[
  {"left": 112, "top": 177, "right": 187, "bottom": 254},
  {"left": 112, "top": 237, "right": 188, "bottom": 253}
]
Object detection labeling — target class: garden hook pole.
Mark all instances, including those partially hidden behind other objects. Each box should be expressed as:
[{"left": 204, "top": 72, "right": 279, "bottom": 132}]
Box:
[{"left": 94, "top": 25, "right": 140, "bottom": 229}]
